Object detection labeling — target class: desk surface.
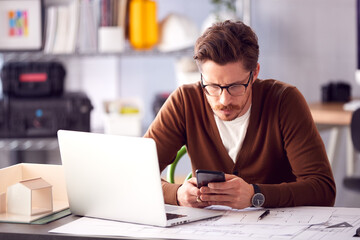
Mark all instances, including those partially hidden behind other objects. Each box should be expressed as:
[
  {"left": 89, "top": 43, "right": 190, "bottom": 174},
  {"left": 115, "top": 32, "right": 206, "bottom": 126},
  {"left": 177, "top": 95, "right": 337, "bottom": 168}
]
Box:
[
  {"left": 309, "top": 102, "right": 352, "bottom": 125},
  {"left": 1, "top": 208, "right": 359, "bottom": 240},
  {"left": 0, "top": 215, "right": 164, "bottom": 240}
]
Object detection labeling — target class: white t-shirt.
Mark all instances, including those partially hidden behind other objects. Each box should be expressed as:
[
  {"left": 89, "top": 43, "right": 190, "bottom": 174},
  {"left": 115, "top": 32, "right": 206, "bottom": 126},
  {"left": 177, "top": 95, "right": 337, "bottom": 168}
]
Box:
[{"left": 214, "top": 106, "right": 251, "bottom": 163}]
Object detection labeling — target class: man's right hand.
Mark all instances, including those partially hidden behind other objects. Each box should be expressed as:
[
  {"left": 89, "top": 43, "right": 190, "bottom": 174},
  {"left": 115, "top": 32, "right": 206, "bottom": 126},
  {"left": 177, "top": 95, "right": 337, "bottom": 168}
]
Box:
[{"left": 176, "top": 177, "right": 210, "bottom": 208}]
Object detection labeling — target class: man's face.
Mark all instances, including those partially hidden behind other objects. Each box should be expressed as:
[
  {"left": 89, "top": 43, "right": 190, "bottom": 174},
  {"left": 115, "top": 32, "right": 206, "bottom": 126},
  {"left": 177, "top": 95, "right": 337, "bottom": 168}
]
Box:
[{"left": 200, "top": 60, "right": 259, "bottom": 121}]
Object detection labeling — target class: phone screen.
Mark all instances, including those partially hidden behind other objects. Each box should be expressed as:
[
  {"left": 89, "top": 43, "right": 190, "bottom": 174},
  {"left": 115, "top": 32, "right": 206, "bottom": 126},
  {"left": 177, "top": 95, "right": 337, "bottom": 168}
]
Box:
[{"left": 196, "top": 169, "right": 225, "bottom": 188}]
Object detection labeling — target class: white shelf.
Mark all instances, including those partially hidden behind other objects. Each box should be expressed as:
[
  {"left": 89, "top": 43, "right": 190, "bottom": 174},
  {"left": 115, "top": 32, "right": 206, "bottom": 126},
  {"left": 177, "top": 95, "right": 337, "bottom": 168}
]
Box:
[
  {"left": 0, "top": 138, "right": 59, "bottom": 151},
  {"left": 0, "top": 46, "right": 194, "bottom": 62}
]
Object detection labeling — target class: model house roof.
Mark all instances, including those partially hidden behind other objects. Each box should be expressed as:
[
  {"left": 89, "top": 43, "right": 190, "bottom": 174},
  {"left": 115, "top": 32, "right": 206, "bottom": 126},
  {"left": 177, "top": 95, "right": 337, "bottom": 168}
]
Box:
[{"left": 19, "top": 178, "right": 52, "bottom": 190}]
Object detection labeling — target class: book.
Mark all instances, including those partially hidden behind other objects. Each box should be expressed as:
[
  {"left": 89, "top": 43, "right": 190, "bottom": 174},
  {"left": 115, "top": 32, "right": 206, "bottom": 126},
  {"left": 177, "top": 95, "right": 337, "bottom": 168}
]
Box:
[
  {"left": 65, "top": 0, "right": 80, "bottom": 53},
  {"left": 52, "top": 6, "right": 69, "bottom": 53},
  {"left": 77, "top": 0, "right": 99, "bottom": 53},
  {"left": 43, "top": 6, "right": 58, "bottom": 53},
  {"left": 118, "top": 0, "right": 128, "bottom": 29}
]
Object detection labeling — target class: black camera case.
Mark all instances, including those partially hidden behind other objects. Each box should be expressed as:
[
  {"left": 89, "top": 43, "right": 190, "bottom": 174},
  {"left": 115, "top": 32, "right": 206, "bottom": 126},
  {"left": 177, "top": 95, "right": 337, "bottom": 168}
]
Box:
[
  {"left": 0, "top": 61, "right": 66, "bottom": 97},
  {"left": 0, "top": 92, "right": 93, "bottom": 138}
]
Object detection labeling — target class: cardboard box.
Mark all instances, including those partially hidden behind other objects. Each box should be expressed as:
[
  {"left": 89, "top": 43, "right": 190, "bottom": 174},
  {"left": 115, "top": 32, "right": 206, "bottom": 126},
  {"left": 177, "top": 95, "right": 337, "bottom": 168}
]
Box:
[
  {"left": 0, "top": 163, "right": 69, "bottom": 223},
  {"left": 103, "top": 99, "right": 143, "bottom": 137}
]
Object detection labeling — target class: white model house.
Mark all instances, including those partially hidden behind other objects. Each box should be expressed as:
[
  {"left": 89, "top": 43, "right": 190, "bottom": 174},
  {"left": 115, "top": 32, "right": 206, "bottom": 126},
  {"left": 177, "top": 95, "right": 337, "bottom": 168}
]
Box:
[{"left": 6, "top": 177, "right": 53, "bottom": 216}]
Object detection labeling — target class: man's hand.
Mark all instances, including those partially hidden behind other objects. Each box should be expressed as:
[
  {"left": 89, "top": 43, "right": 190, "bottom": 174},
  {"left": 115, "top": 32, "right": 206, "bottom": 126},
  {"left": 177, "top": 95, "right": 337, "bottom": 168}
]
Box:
[
  {"left": 198, "top": 174, "right": 254, "bottom": 209},
  {"left": 176, "top": 177, "right": 210, "bottom": 208}
]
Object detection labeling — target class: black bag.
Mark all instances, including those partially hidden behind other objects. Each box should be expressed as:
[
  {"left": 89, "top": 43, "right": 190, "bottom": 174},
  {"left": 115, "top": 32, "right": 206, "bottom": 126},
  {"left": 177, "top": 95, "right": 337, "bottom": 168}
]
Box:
[
  {"left": 0, "top": 92, "right": 93, "bottom": 138},
  {"left": 0, "top": 61, "right": 66, "bottom": 97},
  {"left": 321, "top": 82, "right": 351, "bottom": 103}
]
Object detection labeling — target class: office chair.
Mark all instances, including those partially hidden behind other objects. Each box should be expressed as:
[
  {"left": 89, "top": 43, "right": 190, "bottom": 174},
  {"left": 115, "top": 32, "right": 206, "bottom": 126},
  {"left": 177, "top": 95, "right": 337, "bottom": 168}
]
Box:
[
  {"left": 166, "top": 146, "right": 192, "bottom": 184},
  {"left": 343, "top": 108, "right": 360, "bottom": 192}
]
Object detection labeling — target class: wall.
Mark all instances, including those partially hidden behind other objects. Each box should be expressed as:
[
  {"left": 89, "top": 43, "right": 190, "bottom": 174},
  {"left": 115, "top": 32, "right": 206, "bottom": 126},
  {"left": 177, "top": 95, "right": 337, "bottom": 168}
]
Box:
[{"left": 252, "top": 0, "right": 359, "bottom": 101}]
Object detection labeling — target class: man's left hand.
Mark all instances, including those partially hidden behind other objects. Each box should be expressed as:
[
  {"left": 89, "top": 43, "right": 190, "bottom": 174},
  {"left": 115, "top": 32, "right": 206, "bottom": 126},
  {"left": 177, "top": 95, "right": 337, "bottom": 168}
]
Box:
[{"left": 198, "top": 174, "right": 254, "bottom": 209}]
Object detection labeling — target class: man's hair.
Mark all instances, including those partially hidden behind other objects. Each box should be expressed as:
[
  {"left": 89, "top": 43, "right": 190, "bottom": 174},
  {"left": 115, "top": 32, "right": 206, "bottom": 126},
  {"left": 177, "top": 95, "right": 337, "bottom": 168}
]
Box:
[{"left": 193, "top": 20, "right": 259, "bottom": 71}]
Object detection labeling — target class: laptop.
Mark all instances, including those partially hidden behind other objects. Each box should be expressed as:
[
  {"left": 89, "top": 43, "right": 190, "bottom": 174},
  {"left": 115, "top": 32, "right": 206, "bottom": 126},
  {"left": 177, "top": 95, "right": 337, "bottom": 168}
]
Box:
[{"left": 57, "top": 130, "right": 222, "bottom": 227}]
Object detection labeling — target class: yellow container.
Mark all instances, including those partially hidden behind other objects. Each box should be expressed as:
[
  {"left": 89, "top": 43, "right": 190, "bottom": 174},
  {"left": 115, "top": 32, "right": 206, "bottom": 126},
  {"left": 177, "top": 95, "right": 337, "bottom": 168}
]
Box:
[{"left": 129, "top": 0, "right": 158, "bottom": 50}]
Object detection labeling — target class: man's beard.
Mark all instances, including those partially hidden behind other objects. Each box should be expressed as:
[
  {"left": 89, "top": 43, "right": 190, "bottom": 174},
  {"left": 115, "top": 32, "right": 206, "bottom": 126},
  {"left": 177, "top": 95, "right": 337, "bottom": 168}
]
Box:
[
  {"left": 212, "top": 92, "right": 251, "bottom": 121},
  {"left": 213, "top": 104, "right": 241, "bottom": 111}
]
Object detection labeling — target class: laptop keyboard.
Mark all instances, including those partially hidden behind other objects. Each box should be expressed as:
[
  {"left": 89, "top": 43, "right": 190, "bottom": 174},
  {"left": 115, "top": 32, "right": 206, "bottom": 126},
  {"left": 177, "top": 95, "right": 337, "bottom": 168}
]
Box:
[{"left": 166, "top": 213, "right": 187, "bottom": 220}]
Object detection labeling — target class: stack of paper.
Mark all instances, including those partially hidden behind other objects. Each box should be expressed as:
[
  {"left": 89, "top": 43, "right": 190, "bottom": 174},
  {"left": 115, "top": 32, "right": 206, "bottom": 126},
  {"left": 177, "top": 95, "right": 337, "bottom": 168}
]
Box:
[{"left": 49, "top": 206, "right": 338, "bottom": 240}]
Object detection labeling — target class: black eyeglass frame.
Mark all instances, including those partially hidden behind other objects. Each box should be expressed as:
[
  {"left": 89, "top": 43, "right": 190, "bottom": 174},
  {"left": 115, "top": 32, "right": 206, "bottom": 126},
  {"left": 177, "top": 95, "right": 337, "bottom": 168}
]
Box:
[{"left": 200, "top": 71, "right": 253, "bottom": 97}]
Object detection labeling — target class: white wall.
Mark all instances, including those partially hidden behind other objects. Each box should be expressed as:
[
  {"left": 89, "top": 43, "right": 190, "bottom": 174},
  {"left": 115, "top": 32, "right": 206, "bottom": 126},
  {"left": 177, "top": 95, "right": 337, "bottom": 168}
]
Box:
[
  {"left": 65, "top": 56, "right": 120, "bottom": 130},
  {"left": 252, "top": 0, "right": 359, "bottom": 101}
]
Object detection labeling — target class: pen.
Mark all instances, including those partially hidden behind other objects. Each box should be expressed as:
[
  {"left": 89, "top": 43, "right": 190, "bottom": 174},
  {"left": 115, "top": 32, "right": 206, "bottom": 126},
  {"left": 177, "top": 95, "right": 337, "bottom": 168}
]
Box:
[{"left": 258, "top": 209, "right": 270, "bottom": 220}]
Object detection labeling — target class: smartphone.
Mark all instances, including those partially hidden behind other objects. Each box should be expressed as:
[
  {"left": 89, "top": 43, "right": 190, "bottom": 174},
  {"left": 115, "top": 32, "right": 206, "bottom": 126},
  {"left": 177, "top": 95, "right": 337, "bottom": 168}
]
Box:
[{"left": 196, "top": 169, "right": 225, "bottom": 188}]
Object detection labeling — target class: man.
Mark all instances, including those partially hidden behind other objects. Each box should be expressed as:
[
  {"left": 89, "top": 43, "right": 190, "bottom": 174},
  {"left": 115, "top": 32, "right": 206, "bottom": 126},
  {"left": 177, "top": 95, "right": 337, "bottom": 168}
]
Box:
[{"left": 144, "top": 20, "right": 336, "bottom": 209}]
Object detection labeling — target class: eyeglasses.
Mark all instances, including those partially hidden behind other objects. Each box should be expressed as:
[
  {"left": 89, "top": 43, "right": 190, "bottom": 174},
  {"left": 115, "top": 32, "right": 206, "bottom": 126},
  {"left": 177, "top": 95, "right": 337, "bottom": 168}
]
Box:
[{"left": 200, "top": 71, "right": 253, "bottom": 97}]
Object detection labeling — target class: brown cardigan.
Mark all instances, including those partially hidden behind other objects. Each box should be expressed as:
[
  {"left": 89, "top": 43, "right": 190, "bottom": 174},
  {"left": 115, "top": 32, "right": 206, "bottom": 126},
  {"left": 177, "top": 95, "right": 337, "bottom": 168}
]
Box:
[{"left": 144, "top": 79, "right": 336, "bottom": 208}]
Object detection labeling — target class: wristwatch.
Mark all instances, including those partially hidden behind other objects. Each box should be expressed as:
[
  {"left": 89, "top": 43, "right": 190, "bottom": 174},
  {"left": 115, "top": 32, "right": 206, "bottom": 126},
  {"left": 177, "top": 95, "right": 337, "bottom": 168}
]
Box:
[{"left": 251, "top": 184, "right": 265, "bottom": 207}]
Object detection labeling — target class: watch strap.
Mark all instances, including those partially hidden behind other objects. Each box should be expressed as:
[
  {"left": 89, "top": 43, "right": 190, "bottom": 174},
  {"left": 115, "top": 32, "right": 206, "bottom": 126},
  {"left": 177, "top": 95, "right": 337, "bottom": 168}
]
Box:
[{"left": 253, "top": 184, "right": 261, "bottom": 194}]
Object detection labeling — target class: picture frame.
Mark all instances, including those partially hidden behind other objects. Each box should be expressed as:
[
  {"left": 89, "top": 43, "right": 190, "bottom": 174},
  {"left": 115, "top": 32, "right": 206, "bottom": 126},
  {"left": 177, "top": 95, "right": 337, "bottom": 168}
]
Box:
[{"left": 0, "top": 0, "right": 43, "bottom": 51}]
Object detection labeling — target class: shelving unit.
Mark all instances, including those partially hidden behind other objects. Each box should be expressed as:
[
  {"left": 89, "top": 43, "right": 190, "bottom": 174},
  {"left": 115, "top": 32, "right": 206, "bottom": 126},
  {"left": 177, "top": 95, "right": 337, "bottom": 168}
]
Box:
[
  {"left": 0, "top": 0, "right": 249, "bottom": 61},
  {"left": 0, "top": 138, "right": 59, "bottom": 151},
  {"left": 0, "top": 46, "right": 194, "bottom": 62},
  {"left": 0, "top": 138, "right": 60, "bottom": 169}
]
